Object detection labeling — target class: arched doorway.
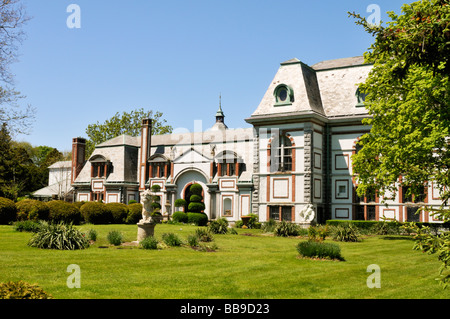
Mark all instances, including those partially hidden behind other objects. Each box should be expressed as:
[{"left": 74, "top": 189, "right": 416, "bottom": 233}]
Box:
[{"left": 174, "top": 168, "right": 210, "bottom": 218}]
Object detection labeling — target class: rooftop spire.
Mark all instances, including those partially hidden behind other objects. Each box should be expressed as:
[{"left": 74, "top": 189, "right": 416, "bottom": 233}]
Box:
[{"left": 215, "top": 93, "right": 225, "bottom": 118}]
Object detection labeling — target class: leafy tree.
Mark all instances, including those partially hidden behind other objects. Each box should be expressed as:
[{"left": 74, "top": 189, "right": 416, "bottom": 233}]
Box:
[
  {"left": 84, "top": 108, "right": 173, "bottom": 156},
  {"left": 349, "top": 0, "right": 450, "bottom": 287},
  {"left": 0, "top": 0, "right": 34, "bottom": 135}
]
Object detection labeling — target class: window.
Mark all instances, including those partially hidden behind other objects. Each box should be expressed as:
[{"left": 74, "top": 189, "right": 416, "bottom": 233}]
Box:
[
  {"left": 275, "top": 135, "right": 293, "bottom": 172},
  {"left": 355, "top": 87, "right": 367, "bottom": 107},
  {"left": 274, "top": 84, "right": 294, "bottom": 106},
  {"left": 269, "top": 205, "right": 292, "bottom": 221},
  {"left": 223, "top": 198, "right": 232, "bottom": 217},
  {"left": 216, "top": 151, "right": 240, "bottom": 177},
  {"left": 148, "top": 155, "right": 171, "bottom": 179},
  {"left": 402, "top": 186, "right": 426, "bottom": 222}
]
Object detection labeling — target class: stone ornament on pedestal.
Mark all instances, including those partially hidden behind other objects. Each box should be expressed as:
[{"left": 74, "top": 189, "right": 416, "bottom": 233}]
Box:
[
  {"left": 136, "top": 189, "right": 157, "bottom": 242},
  {"left": 298, "top": 204, "right": 316, "bottom": 228}
]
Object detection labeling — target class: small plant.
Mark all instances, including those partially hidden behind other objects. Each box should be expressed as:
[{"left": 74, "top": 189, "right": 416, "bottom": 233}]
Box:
[
  {"left": 308, "top": 225, "right": 329, "bottom": 242},
  {"left": 187, "top": 234, "right": 199, "bottom": 247},
  {"left": 274, "top": 221, "right": 300, "bottom": 237},
  {"left": 208, "top": 218, "right": 229, "bottom": 234},
  {"left": 0, "top": 281, "right": 53, "bottom": 299},
  {"left": 14, "top": 220, "right": 42, "bottom": 233},
  {"left": 194, "top": 228, "right": 214, "bottom": 242},
  {"left": 229, "top": 228, "right": 238, "bottom": 235},
  {"left": 140, "top": 236, "right": 159, "bottom": 250},
  {"left": 86, "top": 229, "right": 98, "bottom": 241},
  {"left": 297, "top": 241, "right": 344, "bottom": 261},
  {"left": 107, "top": 230, "right": 123, "bottom": 246},
  {"left": 28, "top": 221, "right": 90, "bottom": 250},
  {"left": 261, "top": 219, "right": 277, "bottom": 233},
  {"left": 161, "top": 232, "right": 182, "bottom": 246}
]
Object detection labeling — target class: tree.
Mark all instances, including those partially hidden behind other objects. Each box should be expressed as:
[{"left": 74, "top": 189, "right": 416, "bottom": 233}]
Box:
[
  {"left": 349, "top": 0, "right": 450, "bottom": 287},
  {"left": 84, "top": 108, "right": 173, "bottom": 156},
  {"left": 0, "top": 0, "right": 34, "bottom": 135}
]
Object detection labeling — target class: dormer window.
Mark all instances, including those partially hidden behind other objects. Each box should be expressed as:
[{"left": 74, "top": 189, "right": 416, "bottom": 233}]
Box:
[
  {"left": 148, "top": 154, "right": 171, "bottom": 179},
  {"left": 89, "top": 155, "right": 111, "bottom": 178},
  {"left": 274, "top": 84, "right": 294, "bottom": 106},
  {"left": 355, "top": 87, "right": 367, "bottom": 107},
  {"left": 215, "top": 150, "right": 241, "bottom": 177}
]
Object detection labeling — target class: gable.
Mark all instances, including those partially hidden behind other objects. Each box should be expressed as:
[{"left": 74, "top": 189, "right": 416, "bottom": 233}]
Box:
[{"left": 173, "top": 148, "right": 212, "bottom": 164}]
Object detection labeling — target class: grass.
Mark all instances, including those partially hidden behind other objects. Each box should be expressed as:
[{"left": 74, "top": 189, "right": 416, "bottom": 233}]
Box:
[{"left": 0, "top": 223, "right": 449, "bottom": 299}]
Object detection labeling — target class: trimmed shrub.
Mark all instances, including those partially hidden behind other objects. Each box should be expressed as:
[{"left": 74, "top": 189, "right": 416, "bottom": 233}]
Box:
[
  {"left": 187, "top": 212, "right": 208, "bottom": 226},
  {"left": 274, "top": 221, "right": 300, "bottom": 237},
  {"left": 28, "top": 221, "right": 90, "bottom": 250},
  {"left": 194, "top": 228, "right": 214, "bottom": 242},
  {"left": 106, "top": 202, "right": 128, "bottom": 224},
  {"left": 188, "top": 202, "right": 205, "bottom": 213},
  {"left": 128, "top": 200, "right": 137, "bottom": 204},
  {"left": 0, "top": 281, "right": 53, "bottom": 299},
  {"left": 14, "top": 220, "right": 42, "bottom": 233},
  {"left": 80, "top": 202, "right": 112, "bottom": 224},
  {"left": 126, "top": 203, "right": 143, "bottom": 224},
  {"left": 161, "top": 233, "right": 182, "bottom": 246},
  {"left": 172, "top": 211, "right": 188, "bottom": 223},
  {"left": 140, "top": 236, "right": 158, "bottom": 250},
  {"left": 151, "top": 184, "right": 161, "bottom": 192},
  {"left": 189, "top": 195, "right": 202, "bottom": 203},
  {"left": 0, "top": 197, "right": 17, "bottom": 225},
  {"left": 47, "top": 201, "right": 82, "bottom": 225},
  {"left": 189, "top": 183, "right": 203, "bottom": 196},
  {"left": 16, "top": 199, "right": 49, "bottom": 221},
  {"left": 174, "top": 198, "right": 186, "bottom": 208},
  {"left": 72, "top": 201, "right": 86, "bottom": 209},
  {"left": 297, "top": 241, "right": 344, "bottom": 260},
  {"left": 107, "top": 230, "right": 123, "bottom": 246},
  {"left": 208, "top": 218, "right": 228, "bottom": 234}
]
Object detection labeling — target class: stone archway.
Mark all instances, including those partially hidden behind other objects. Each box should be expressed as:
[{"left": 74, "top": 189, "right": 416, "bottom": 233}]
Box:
[{"left": 174, "top": 168, "right": 210, "bottom": 218}]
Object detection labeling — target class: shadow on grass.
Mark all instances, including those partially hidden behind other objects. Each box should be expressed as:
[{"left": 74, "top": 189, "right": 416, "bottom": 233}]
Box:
[{"left": 381, "top": 235, "right": 414, "bottom": 241}]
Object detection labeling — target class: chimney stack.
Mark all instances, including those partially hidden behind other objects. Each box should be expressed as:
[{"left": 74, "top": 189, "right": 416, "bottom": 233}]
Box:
[
  {"left": 139, "top": 118, "right": 152, "bottom": 190},
  {"left": 71, "top": 137, "right": 86, "bottom": 184}
]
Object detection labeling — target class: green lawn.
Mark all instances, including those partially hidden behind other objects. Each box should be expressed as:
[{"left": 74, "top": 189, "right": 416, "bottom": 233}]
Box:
[{"left": 0, "top": 223, "right": 448, "bottom": 299}]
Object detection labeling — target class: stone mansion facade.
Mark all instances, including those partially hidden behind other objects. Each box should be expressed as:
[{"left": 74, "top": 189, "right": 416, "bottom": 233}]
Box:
[{"left": 70, "top": 56, "right": 446, "bottom": 224}]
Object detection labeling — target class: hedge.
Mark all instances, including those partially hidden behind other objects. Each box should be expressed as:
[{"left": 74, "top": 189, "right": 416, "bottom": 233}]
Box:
[
  {"left": 16, "top": 199, "right": 49, "bottom": 221},
  {"left": 106, "top": 202, "right": 129, "bottom": 224},
  {"left": 126, "top": 203, "right": 143, "bottom": 224},
  {"left": 0, "top": 197, "right": 17, "bottom": 224},
  {"left": 47, "top": 201, "right": 82, "bottom": 225},
  {"left": 80, "top": 202, "right": 112, "bottom": 224}
]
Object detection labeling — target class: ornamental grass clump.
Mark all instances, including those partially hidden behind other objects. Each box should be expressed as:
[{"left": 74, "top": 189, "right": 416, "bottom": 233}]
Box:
[
  {"left": 28, "top": 221, "right": 89, "bottom": 250},
  {"left": 208, "top": 218, "right": 228, "bottom": 234},
  {"left": 296, "top": 241, "right": 344, "bottom": 261},
  {"left": 330, "top": 223, "right": 361, "bottom": 242}
]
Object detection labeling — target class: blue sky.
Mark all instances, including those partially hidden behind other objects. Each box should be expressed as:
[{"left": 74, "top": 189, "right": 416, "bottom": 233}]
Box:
[{"left": 12, "top": 0, "right": 409, "bottom": 152}]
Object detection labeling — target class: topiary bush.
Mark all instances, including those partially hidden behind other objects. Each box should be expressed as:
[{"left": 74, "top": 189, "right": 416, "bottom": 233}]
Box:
[
  {"left": 187, "top": 212, "right": 208, "bottom": 226},
  {"left": 174, "top": 198, "right": 186, "bottom": 209},
  {"left": 28, "top": 221, "right": 90, "bottom": 250},
  {"left": 0, "top": 197, "right": 17, "bottom": 225},
  {"left": 0, "top": 281, "right": 53, "bottom": 299},
  {"left": 80, "top": 202, "right": 112, "bottom": 224},
  {"left": 296, "top": 241, "right": 344, "bottom": 261},
  {"left": 189, "top": 183, "right": 203, "bottom": 196},
  {"left": 172, "top": 211, "right": 188, "bottom": 223},
  {"left": 106, "top": 203, "right": 129, "bottom": 224},
  {"left": 188, "top": 202, "right": 205, "bottom": 213},
  {"left": 126, "top": 203, "right": 142, "bottom": 224},
  {"left": 16, "top": 199, "right": 49, "bottom": 221},
  {"left": 46, "top": 200, "right": 82, "bottom": 225}
]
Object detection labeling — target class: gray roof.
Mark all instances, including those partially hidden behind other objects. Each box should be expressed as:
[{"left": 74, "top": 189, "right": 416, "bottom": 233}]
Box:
[{"left": 311, "top": 56, "right": 367, "bottom": 71}]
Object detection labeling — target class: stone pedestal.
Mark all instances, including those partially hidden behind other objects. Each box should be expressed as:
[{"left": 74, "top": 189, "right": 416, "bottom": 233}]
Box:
[{"left": 137, "top": 222, "right": 156, "bottom": 242}]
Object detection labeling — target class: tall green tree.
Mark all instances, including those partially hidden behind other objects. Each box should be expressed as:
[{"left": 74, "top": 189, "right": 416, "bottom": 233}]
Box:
[
  {"left": 0, "top": 0, "right": 34, "bottom": 135},
  {"left": 349, "top": 0, "right": 450, "bottom": 287},
  {"left": 84, "top": 108, "right": 173, "bottom": 156}
]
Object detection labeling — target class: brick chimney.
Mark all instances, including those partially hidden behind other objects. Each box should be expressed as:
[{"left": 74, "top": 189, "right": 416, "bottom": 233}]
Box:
[
  {"left": 139, "top": 119, "right": 152, "bottom": 190},
  {"left": 71, "top": 137, "right": 86, "bottom": 184}
]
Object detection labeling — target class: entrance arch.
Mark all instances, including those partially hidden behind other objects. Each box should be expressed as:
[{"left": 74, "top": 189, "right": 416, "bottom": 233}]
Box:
[{"left": 174, "top": 168, "right": 210, "bottom": 218}]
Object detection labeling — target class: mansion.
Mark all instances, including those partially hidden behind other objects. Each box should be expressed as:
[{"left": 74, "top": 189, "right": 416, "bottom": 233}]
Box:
[{"left": 70, "top": 56, "right": 446, "bottom": 224}]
